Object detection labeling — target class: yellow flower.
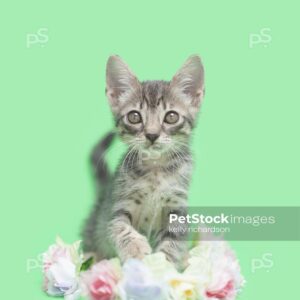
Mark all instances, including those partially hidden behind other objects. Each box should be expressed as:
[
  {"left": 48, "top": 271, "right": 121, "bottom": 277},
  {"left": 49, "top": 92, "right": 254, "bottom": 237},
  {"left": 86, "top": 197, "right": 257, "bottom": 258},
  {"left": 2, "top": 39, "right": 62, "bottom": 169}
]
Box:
[{"left": 167, "top": 273, "right": 200, "bottom": 300}]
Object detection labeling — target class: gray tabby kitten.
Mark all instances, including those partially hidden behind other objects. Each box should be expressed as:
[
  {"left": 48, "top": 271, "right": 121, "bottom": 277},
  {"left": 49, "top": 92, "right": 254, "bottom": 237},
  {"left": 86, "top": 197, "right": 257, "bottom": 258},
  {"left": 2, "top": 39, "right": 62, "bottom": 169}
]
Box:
[{"left": 82, "top": 55, "right": 205, "bottom": 268}]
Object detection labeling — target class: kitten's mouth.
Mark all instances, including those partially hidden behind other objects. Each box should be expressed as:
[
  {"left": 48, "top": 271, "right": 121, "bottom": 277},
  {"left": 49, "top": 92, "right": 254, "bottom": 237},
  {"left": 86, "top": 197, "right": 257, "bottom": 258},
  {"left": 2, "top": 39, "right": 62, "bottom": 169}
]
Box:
[
  {"left": 142, "top": 141, "right": 162, "bottom": 150},
  {"left": 149, "top": 144, "right": 162, "bottom": 150},
  {"left": 140, "top": 144, "right": 164, "bottom": 160}
]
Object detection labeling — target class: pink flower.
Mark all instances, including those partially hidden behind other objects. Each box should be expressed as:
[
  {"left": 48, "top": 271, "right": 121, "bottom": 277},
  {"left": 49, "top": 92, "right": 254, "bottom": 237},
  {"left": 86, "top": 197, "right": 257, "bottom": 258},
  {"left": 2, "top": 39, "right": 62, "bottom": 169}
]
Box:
[
  {"left": 206, "top": 280, "right": 234, "bottom": 299},
  {"left": 81, "top": 260, "right": 120, "bottom": 300}
]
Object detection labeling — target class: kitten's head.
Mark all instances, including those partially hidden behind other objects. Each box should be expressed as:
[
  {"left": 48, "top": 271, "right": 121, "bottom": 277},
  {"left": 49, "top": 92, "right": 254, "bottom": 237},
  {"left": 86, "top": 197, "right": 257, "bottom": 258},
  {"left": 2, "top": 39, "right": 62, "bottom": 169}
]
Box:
[{"left": 105, "top": 55, "right": 204, "bottom": 158}]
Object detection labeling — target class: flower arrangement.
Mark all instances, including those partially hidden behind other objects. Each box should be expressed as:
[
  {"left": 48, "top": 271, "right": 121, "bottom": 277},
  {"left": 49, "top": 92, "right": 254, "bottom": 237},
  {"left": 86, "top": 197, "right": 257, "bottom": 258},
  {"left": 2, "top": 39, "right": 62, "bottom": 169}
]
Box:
[{"left": 42, "top": 237, "right": 244, "bottom": 300}]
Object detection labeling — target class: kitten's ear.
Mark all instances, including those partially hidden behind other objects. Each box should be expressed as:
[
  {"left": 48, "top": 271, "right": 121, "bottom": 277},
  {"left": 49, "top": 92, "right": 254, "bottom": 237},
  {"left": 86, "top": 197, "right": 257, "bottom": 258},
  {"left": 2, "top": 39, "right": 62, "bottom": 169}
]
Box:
[
  {"left": 170, "top": 55, "right": 205, "bottom": 106},
  {"left": 106, "top": 55, "right": 140, "bottom": 112}
]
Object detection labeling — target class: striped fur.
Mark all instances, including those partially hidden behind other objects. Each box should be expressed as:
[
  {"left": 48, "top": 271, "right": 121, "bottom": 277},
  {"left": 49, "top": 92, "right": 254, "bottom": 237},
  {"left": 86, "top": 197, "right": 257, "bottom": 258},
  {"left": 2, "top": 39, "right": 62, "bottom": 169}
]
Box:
[{"left": 82, "top": 55, "right": 204, "bottom": 269}]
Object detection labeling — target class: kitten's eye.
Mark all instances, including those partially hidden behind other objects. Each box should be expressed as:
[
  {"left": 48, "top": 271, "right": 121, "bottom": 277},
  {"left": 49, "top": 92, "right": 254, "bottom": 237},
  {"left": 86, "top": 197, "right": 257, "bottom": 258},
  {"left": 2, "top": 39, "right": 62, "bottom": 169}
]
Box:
[
  {"left": 127, "top": 110, "right": 142, "bottom": 124},
  {"left": 164, "top": 111, "right": 179, "bottom": 124}
]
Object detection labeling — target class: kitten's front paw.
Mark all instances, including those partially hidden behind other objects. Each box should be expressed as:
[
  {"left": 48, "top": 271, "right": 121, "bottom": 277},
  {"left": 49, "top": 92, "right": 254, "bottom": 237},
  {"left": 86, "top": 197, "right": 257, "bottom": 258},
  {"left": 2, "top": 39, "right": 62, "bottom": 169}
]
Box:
[
  {"left": 119, "top": 234, "right": 152, "bottom": 261},
  {"left": 156, "top": 241, "right": 184, "bottom": 266}
]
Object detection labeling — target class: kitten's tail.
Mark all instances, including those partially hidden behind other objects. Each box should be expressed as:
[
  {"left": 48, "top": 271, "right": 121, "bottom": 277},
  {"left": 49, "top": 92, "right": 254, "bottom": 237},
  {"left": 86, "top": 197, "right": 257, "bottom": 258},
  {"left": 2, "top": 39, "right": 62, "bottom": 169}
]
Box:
[{"left": 91, "top": 131, "right": 115, "bottom": 184}]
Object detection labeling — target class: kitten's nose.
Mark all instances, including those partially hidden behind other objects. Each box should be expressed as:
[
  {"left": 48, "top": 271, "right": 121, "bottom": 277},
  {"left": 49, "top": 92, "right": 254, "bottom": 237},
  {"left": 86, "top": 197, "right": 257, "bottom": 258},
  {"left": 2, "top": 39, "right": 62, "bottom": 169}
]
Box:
[{"left": 145, "top": 133, "right": 159, "bottom": 144}]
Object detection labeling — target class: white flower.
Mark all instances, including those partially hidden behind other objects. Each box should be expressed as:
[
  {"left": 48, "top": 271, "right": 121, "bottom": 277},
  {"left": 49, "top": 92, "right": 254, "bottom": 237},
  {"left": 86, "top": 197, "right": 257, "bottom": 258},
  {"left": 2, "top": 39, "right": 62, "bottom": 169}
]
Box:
[
  {"left": 118, "top": 258, "right": 168, "bottom": 300},
  {"left": 144, "top": 252, "right": 200, "bottom": 300},
  {"left": 42, "top": 237, "right": 83, "bottom": 299},
  {"left": 166, "top": 273, "right": 200, "bottom": 300},
  {"left": 143, "top": 252, "right": 177, "bottom": 279},
  {"left": 185, "top": 241, "right": 245, "bottom": 300}
]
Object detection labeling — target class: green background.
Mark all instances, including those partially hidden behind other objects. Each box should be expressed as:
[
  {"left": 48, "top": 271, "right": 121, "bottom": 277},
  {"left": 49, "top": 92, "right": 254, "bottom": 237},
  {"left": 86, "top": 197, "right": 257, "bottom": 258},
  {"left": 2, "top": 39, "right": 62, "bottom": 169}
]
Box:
[{"left": 1, "top": 0, "right": 299, "bottom": 299}]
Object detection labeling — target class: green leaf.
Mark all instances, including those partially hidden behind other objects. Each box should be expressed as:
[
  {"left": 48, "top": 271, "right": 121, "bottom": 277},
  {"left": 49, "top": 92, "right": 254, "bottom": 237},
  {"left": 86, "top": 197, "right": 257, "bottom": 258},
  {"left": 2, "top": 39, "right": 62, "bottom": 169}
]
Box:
[{"left": 80, "top": 256, "right": 94, "bottom": 272}]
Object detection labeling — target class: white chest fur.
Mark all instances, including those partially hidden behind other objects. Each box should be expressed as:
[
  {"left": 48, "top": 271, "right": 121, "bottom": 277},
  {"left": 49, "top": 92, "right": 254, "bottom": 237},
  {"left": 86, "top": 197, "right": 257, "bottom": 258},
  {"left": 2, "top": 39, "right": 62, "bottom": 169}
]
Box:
[{"left": 126, "top": 166, "right": 190, "bottom": 237}]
